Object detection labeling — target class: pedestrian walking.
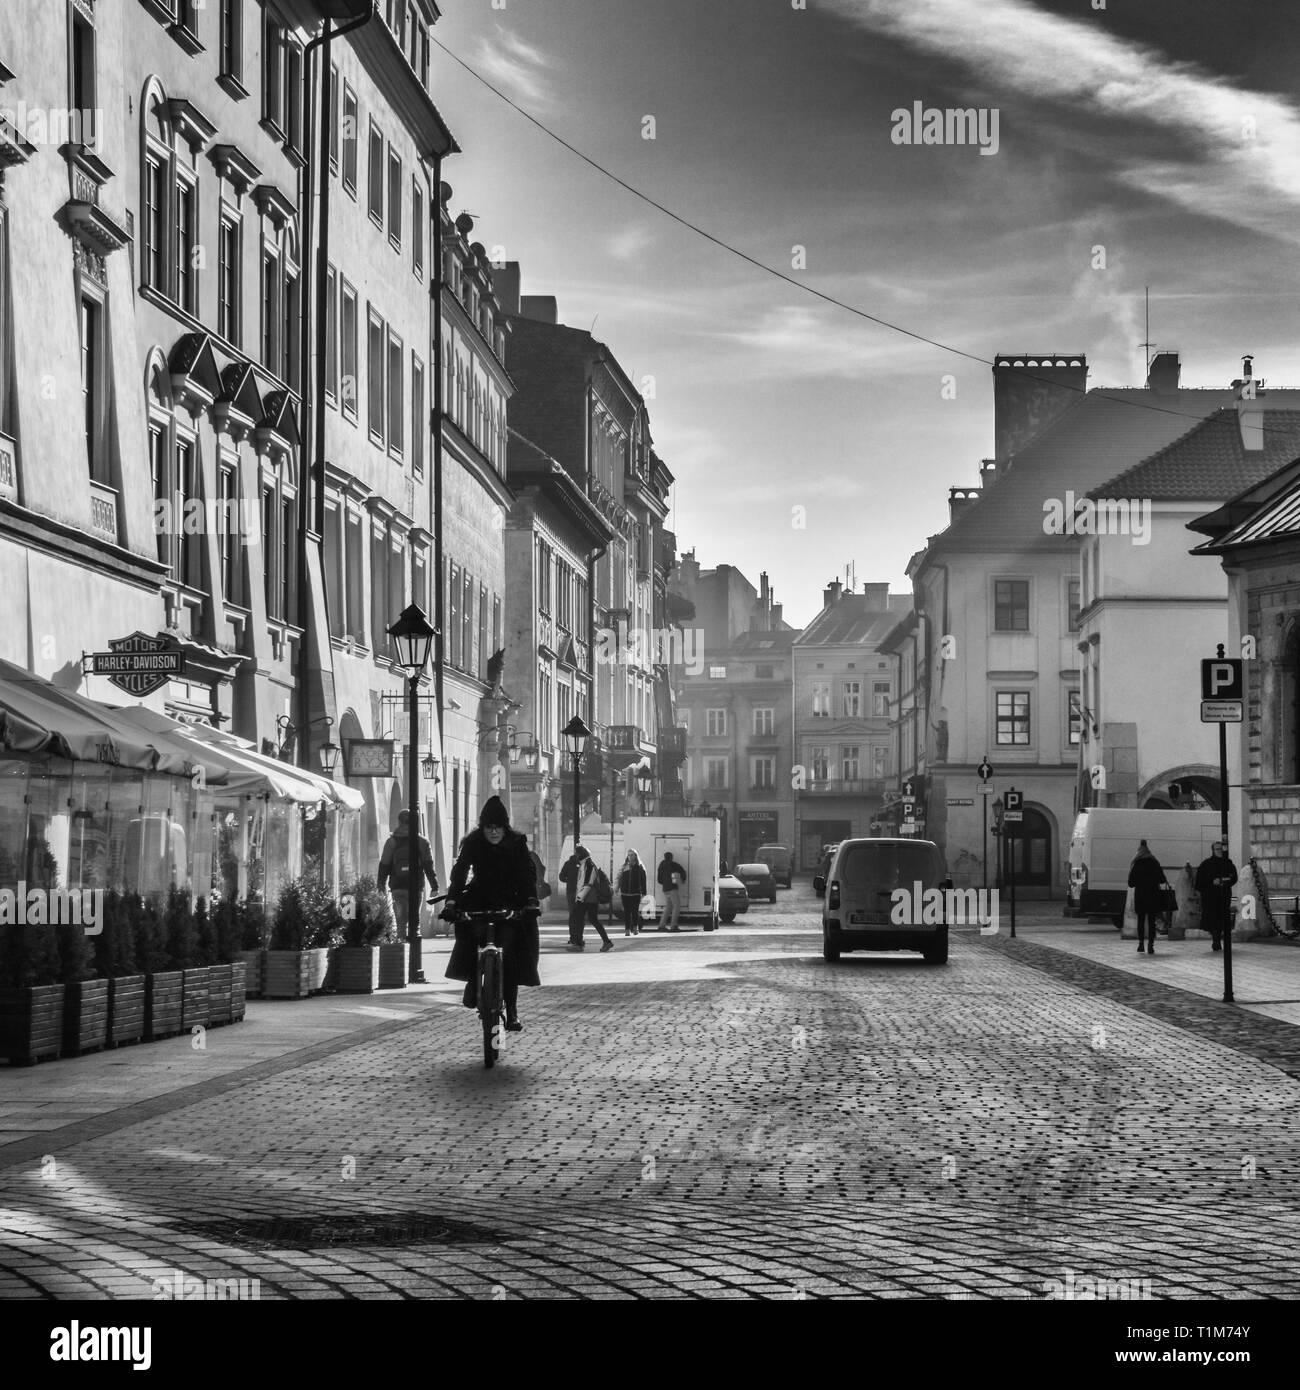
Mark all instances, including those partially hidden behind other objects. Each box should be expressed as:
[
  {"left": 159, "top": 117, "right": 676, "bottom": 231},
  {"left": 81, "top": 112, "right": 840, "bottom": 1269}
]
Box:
[
  {"left": 523, "top": 835, "right": 551, "bottom": 904},
  {"left": 1194, "top": 841, "right": 1238, "bottom": 952},
  {"left": 442, "top": 796, "right": 540, "bottom": 1032},
  {"left": 1127, "top": 840, "right": 1168, "bottom": 956},
  {"left": 619, "top": 849, "right": 647, "bottom": 935},
  {"left": 558, "top": 844, "right": 613, "bottom": 952},
  {"left": 657, "top": 851, "right": 686, "bottom": 932},
  {"left": 377, "top": 810, "right": 438, "bottom": 940}
]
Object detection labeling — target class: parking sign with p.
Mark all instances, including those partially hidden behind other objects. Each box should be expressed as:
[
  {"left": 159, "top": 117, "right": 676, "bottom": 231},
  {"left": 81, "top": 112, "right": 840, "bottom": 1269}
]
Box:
[{"left": 1200, "top": 658, "right": 1243, "bottom": 723}]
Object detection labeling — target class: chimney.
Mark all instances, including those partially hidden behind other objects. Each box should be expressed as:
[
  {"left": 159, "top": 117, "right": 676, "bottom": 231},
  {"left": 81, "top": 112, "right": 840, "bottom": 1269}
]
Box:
[
  {"left": 495, "top": 262, "right": 521, "bottom": 316},
  {"left": 949, "top": 486, "right": 981, "bottom": 521},
  {"left": 1146, "top": 350, "right": 1180, "bottom": 396},
  {"left": 771, "top": 602, "right": 783, "bottom": 627},
  {"left": 1236, "top": 356, "right": 1265, "bottom": 450},
  {"left": 520, "top": 295, "right": 558, "bottom": 324},
  {"left": 979, "top": 458, "right": 998, "bottom": 487},
  {"left": 993, "top": 353, "right": 1087, "bottom": 465},
  {"left": 862, "top": 582, "right": 889, "bottom": 607},
  {"left": 823, "top": 579, "right": 843, "bottom": 608}
]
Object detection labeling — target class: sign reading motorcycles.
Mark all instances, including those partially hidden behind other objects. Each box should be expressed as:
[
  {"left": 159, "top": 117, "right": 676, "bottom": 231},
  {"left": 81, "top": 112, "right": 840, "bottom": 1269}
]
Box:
[
  {"left": 1200, "top": 658, "right": 1243, "bottom": 723},
  {"left": 91, "top": 633, "right": 184, "bottom": 697}
]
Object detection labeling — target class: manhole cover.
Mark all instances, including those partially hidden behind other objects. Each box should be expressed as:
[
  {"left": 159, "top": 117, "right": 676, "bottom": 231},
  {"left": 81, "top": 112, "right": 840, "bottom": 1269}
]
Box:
[{"left": 184, "top": 1211, "right": 509, "bottom": 1249}]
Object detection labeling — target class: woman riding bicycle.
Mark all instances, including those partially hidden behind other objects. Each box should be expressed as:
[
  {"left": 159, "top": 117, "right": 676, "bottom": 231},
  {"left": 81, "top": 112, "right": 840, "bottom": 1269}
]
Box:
[{"left": 442, "top": 795, "right": 541, "bottom": 1031}]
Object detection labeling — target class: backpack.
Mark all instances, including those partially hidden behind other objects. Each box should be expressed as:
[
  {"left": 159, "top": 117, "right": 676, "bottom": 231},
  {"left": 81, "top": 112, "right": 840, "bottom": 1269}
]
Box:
[{"left": 595, "top": 867, "right": 612, "bottom": 905}]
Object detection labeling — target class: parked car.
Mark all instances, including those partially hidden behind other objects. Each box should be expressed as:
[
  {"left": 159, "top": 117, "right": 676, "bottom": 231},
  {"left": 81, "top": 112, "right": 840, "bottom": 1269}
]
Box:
[
  {"left": 813, "top": 844, "right": 839, "bottom": 896},
  {"left": 754, "top": 843, "right": 792, "bottom": 888},
  {"left": 734, "top": 862, "right": 777, "bottom": 903},
  {"left": 815, "top": 837, "right": 951, "bottom": 965},
  {"left": 717, "top": 872, "right": 749, "bottom": 924}
]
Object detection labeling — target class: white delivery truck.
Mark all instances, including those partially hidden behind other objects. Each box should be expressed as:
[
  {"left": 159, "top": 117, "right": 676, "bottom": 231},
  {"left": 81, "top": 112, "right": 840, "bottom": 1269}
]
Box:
[
  {"left": 558, "top": 816, "right": 722, "bottom": 930},
  {"left": 1064, "top": 808, "right": 1222, "bottom": 926}
]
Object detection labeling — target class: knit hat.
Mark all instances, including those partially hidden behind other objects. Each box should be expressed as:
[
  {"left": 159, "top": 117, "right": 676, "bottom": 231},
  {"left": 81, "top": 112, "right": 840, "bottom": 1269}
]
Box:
[{"left": 479, "top": 795, "right": 511, "bottom": 829}]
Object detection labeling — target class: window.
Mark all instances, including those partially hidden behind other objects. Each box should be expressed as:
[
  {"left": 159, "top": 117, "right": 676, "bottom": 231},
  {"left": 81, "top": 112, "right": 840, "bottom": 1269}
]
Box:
[
  {"left": 342, "top": 85, "right": 358, "bottom": 195},
  {"left": 811, "top": 681, "right": 830, "bottom": 717},
  {"left": 261, "top": 248, "right": 279, "bottom": 371},
  {"left": 368, "top": 121, "right": 384, "bottom": 223},
  {"left": 389, "top": 539, "right": 404, "bottom": 652},
  {"left": 323, "top": 501, "right": 342, "bottom": 634},
  {"left": 387, "top": 332, "right": 403, "bottom": 458},
  {"left": 872, "top": 680, "right": 891, "bottom": 717},
  {"left": 753, "top": 707, "right": 774, "bottom": 736},
  {"left": 286, "top": 43, "right": 305, "bottom": 155},
  {"left": 282, "top": 263, "right": 298, "bottom": 389},
  {"left": 841, "top": 746, "right": 860, "bottom": 781},
  {"left": 370, "top": 527, "right": 387, "bottom": 654},
  {"left": 536, "top": 540, "right": 552, "bottom": 613},
  {"left": 412, "top": 178, "right": 423, "bottom": 277},
  {"left": 1081, "top": 548, "right": 1090, "bottom": 604},
  {"left": 328, "top": 63, "right": 339, "bottom": 170},
  {"left": 149, "top": 426, "right": 169, "bottom": 564},
  {"left": 79, "top": 295, "right": 105, "bottom": 481},
  {"left": 279, "top": 494, "right": 293, "bottom": 620},
  {"left": 410, "top": 356, "right": 424, "bottom": 475},
  {"left": 996, "top": 690, "right": 1031, "bottom": 745},
  {"left": 706, "top": 708, "right": 727, "bottom": 737},
  {"left": 175, "top": 436, "right": 201, "bottom": 590},
  {"left": 705, "top": 757, "right": 728, "bottom": 790},
  {"left": 462, "top": 568, "right": 474, "bottom": 673},
  {"left": 448, "top": 562, "right": 461, "bottom": 667},
  {"left": 995, "top": 579, "right": 1030, "bottom": 632},
  {"left": 345, "top": 511, "right": 364, "bottom": 641},
  {"left": 493, "top": 595, "right": 501, "bottom": 657},
  {"left": 1068, "top": 690, "right": 1082, "bottom": 746},
  {"left": 752, "top": 757, "right": 775, "bottom": 791},
  {"left": 413, "top": 550, "right": 428, "bottom": 618},
  {"left": 708, "top": 665, "right": 726, "bottom": 680},
  {"left": 340, "top": 280, "right": 357, "bottom": 419},
  {"left": 174, "top": 176, "right": 197, "bottom": 313},
  {"left": 367, "top": 309, "right": 385, "bottom": 442},
  {"left": 218, "top": 216, "right": 240, "bottom": 343},
  {"left": 324, "top": 265, "right": 337, "bottom": 400},
  {"left": 842, "top": 680, "right": 861, "bottom": 718},
  {"left": 220, "top": 0, "right": 243, "bottom": 85},
  {"left": 1067, "top": 576, "right": 1081, "bottom": 632},
  {"left": 755, "top": 663, "right": 774, "bottom": 679},
  {"left": 809, "top": 747, "right": 829, "bottom": 782},
  {"left": 218, "top": 459, "right": 241, "bottom": 604},
  {"left": 872, "top": 745, "right": 888, "bottom": 779},
  {"left": 387, "top": 146, "right": 402, "bottom": 248},
  {"left": 144, "top": 152, "right": 167, "bottom": 291},
  {"left": 262, "top": 11, "right": 284, "bottom": 133},
  {"left": 477, "top": 585, "right": 488, "bottom": 680},
  {"left": 70, "top": 7, "right": 97, "bottom": 148}
]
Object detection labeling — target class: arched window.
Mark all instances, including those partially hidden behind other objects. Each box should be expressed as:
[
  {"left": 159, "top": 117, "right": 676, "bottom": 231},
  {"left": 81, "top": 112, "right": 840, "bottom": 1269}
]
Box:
[{"left": 145, "top": 352, "right": 202, "bottom": 592}]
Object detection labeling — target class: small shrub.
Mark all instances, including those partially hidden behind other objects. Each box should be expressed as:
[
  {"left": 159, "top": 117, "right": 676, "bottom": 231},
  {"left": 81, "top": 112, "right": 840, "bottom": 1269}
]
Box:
[
  {"left": 0, "top": 910, "right": 59, "bottom": 989},
  {"left": 93, "top": 890, "right": 139, "bottom": 978},
  {"left": 341, "top": 875, "right": 396, "bottom": 947},
  {"left": 135, "top": 895, "right": 170, "bottom": 975},
  {"left": 164, "top": 887, "right": 198, "bottom": 970}
]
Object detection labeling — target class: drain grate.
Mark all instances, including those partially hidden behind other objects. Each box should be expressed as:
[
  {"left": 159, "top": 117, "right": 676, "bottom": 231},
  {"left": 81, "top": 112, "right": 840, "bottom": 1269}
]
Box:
[{"left": 183, "top": 1211, "right": 511, "bottom": 1250}]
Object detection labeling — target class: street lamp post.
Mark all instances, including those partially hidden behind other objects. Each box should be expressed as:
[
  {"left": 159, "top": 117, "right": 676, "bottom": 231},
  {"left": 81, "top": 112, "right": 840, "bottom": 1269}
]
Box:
[
  {"left": 636, "top": 763, "right": 654, "bottom": 815},
  {"left": 387, "top": 603, "right": 437, "bottom": 984},
  {"left": 562, "top": 715, "right": 592, "bottom": 852}
]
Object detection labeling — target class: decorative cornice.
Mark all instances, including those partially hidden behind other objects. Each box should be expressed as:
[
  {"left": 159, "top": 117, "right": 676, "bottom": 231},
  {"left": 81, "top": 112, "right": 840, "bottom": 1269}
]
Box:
[
  {"left": 166, "top": 97, "right": 218, "bottom": 153},
  {"left": 208, "top": 142, "right": 262, "bottom": 197},
  {"left": 253, "top": 182, "right": 295, "bottom": 229}
]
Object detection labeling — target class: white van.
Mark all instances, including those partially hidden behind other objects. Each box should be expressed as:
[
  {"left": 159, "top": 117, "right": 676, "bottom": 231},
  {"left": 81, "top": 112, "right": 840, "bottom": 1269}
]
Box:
[
  {"left": 816, "top": 837, "right": 951, "bottom": 964},
  {"left": 1065, "top": 808, "right": 1222, "bottom": 926},
  {"left": 558, "top": 816, "right": 721, "bottom": 929}
]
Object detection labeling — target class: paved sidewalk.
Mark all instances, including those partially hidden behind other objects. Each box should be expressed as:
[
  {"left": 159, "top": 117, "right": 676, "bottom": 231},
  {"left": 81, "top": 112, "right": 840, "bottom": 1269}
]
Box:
[{"left": 986, "top": 907, "right": 1300, "bottom": 1025}]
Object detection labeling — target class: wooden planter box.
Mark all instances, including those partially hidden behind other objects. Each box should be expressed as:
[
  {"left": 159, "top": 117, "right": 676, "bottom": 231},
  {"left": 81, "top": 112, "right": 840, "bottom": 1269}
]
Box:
[
  {"left": 145, "top": 970, "right": 184, "bottom": 1040},
  {"left": 263, "top": 950, "right": 313, "bottom": 999},
  {"left": 181, "top": 966, "right": 212, "bottom": 1031},
  {"left": 107, "top": 975, "right": 146, "bottom": 1047},
  {"left": 63, "top": 978, "right": 110, "bottom": 1057},
  {"left": 378, "top": 943, "right": 407, "bottom": 989},
  {"left": 207, "top": 963, "right": 235, "bottom": 1026},
  {"left": 240, "top": 949, "right": 264, "bottom": 998},
  {"left": 332, "top": 946, "right": 380, "bottom": 994},
  {"left": 0, "top": 984, "right": 65, "bottom": 1065},
  {"left": 230, "top": 960, "right": 246, "bottom": 1022}
]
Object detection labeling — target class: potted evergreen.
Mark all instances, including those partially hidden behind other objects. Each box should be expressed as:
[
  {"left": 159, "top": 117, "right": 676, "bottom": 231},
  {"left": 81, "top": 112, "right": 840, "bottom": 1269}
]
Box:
[
  {"left": 96, "top": 891, "right": 145, "bottom": 1048},
  {"left": 375, "top": 887, "right": 406, "bottom": 989},
  {"left": 207, "top": 894, "right": 246, "bottom": 1026},
  {"left": 238, "top": 896, "right": 267, "bottom": 998},
  {"left": 139, "top": 895, "right": 183, "bottom": 1040},
  {"left": 0, "top": 881, "right": 64, "bottom": 1065},
  {"left": 178, "top": 891, "right": 212, "bottom": 1032},
  {"left": 60, "top": 901, "right": 109, "bottom": 1057},
  {"left": 332, "top": 877, "right": 393, "bottom": 994},
  {"left": 265, "top": 878, "right": 342, "bottom": 998}
]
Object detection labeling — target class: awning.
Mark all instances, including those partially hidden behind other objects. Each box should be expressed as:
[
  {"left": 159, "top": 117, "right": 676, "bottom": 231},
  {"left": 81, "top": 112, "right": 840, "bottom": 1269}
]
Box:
[
  {"left": 0, "top": 657, "right": 193, "bottom": 774},
  {"left": 111, "top": 708, "right": 333, "bottom": 805}
]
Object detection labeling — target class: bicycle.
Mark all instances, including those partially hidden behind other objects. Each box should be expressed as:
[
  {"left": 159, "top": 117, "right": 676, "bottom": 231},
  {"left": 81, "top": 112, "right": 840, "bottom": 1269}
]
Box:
[{"left": 443, "top": 902, "right": 540, "bottom": 1068}]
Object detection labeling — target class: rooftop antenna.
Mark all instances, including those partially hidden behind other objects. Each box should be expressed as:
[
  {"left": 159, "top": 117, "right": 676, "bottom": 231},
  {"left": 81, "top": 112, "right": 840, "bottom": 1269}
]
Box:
[{"left": 1139, "top": 286, "right": 1156, "bottom": 377}]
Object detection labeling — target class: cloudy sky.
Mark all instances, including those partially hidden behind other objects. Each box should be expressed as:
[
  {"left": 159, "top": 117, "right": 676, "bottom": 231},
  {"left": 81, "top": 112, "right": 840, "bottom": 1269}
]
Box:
[{"left": 428, "top": 0, "right": 1300, "bottom": 629}]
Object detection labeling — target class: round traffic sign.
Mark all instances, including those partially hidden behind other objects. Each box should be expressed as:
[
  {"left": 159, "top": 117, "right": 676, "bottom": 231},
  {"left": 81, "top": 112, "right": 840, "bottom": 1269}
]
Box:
[{"left": 977, "top": 759, "right": 994, "bottom": 783}]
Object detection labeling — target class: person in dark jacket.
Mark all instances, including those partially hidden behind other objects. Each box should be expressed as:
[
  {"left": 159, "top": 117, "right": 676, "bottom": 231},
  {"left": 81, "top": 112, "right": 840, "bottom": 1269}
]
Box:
[
  {"left": 1194, "top": 841, "right": 1238, "bottom": 952},
  {"left": 657, "top": 851, "right": 686, "bottom": 932},
  {"left": 1127, "top": 840, "right": 1168, "bottom": 956},
  {"left": 442, "top": 796, "right": 540, "bottom": 1030},
  {"left": 557, "top": 844, "right": 612, "bottom": 952},
  {"left": 618, "top": 849, "right": 648, "bottom": 936},
  {"left": 377, "top": 810, "right": 439, "bottom": 939}
]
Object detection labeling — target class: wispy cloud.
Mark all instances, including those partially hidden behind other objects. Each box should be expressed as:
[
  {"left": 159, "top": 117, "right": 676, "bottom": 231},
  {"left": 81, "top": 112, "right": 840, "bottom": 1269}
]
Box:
[
  {"left": 475, "top": 24, "right": 555, "bottom": 109},
  {"left": 829, "top": 0, "right": 1300, "bottom": 245},
  {"left": 607, "top": 224, "right": 655, "bottom": 262}
]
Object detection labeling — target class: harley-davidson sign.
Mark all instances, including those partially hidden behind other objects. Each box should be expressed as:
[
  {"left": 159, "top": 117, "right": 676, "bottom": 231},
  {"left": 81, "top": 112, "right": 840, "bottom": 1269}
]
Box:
[{"left": 91, "top": 633, "right": 184, "bottom": 698}]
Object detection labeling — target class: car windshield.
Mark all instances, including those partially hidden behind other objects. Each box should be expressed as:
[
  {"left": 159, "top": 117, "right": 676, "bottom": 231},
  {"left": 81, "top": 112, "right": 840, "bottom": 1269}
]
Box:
[
  {"left": 835, "top": 841, "right": 943, "bottom": 890},
  {"left": 737, "top": 864, "right": 768, "bottom": 875}
]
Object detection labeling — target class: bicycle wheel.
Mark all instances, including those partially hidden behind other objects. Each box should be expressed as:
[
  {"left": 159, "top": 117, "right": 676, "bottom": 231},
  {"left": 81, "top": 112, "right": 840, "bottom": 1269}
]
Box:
[{"left": 479, "top": 948, "right": 503, "bottom": 1068}]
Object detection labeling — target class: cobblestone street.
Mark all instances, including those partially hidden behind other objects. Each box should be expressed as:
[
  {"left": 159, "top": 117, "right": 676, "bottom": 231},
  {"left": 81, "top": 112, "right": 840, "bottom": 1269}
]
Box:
[{"left": 3, "top": 894, "right": 1300, "bottom": 1301}]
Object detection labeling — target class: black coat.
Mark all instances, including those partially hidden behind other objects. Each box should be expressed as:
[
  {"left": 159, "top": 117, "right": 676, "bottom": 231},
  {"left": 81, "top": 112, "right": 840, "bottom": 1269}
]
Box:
[
  {"left": 444, "top": 828, "right": 540, "bottom": 986},
  {"left": 657, "top": 857, "right": 685, "bottom": 891},
  {"left": 618, "top": 863, "right": 647, "bottom": 897},
  {"left": 1194, "top": 854, "right": 1238, "bottom": 934},
  {"left": 559, "top": 852, "right": 590, "bottom": 906},
  {"left": 1127, "top": 854, "right": 1167, "bottom": 915}
]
